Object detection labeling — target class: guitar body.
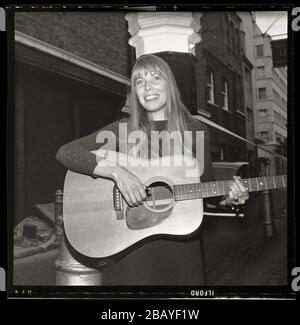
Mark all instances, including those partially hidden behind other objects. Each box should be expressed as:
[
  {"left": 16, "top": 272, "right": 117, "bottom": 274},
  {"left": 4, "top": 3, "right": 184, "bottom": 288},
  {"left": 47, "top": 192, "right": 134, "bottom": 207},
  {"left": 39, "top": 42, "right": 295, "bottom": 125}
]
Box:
[{"left": 63, "top": 151, "right": 203, "bottom": 258}]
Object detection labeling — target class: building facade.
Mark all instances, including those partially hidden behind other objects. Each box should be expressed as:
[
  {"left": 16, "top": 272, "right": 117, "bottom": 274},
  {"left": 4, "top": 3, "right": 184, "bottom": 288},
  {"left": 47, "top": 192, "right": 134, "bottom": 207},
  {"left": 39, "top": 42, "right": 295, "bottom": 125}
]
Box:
[
  {"left": 195, "top": 11, "right": 248, "bottom": 162},
  {"left": 252, "top": 22, "right": 287, "bottom": 175},
  {"left": 253, "top": 23, "right": 287, "bottom": 145},
  {"left": 237, "top": 11, "right": 257, "bottom": 164}
]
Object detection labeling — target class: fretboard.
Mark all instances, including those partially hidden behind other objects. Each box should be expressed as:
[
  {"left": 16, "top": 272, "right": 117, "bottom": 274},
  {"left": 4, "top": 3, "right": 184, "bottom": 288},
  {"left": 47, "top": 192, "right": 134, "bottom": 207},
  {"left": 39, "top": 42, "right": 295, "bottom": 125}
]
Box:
[{"left": 174, "top": 175, "right": 287, "bottom": 201}]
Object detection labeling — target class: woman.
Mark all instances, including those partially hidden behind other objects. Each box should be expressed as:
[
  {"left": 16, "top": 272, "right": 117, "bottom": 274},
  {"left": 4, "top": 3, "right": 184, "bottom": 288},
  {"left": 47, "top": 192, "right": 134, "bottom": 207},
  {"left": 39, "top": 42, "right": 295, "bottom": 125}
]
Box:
[{"left": 56, "top": 54, "right": 248, "bottom": 285}]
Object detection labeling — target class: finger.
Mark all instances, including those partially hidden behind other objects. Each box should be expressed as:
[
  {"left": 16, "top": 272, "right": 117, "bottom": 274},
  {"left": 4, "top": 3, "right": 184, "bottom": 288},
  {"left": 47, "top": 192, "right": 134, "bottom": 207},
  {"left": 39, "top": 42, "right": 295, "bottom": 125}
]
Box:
[
  {"left": 128, "top": 189, "right": 139, "bottom": 206},
  {"left": 233, "top": 176, "right": 247, "bottom": 193},
  {"left": 123, "top": 193, "right": 134, "bottom": 207},
  {"left": 239, "top": 198, "right": 245, "bottom": 204},
  {"left": 133, "top": 186, "right": 144, "bottom": 204},
  {"left": 138, "top": 184, "right": 147, "bottom": 201},
  {"left": 233, "top": 181, "right": 245, "bottom": 198},
  {"left": 233, "top": 199, "right": 240, "bottom": 205},
  {"left": 230, "top": 182, "right": 240, "bottom": 199},
  {"left": 228, "top": 190, "right": 234, "bottom": 200},
  {"left": 142, "top": 186, "right": 148, "bottom": 200}
]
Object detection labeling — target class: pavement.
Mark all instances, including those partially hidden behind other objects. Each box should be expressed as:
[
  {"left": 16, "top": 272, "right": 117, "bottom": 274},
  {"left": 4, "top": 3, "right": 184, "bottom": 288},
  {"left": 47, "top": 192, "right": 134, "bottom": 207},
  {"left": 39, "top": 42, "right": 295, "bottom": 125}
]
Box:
[{"left": 202, "top": 208, "right": 287, "bottom": 286}]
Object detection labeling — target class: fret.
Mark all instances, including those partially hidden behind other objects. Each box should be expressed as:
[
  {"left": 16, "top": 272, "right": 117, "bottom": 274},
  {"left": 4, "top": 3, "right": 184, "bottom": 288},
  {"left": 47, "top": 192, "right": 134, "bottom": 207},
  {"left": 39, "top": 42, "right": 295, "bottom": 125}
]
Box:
[
  {"left": 225, "top": 180, "right": 231, "bottom": 195},
  {"left": 206, "top": 182, "right": 210, "bottom": 197},
  {"left": 282, "top": 175, "right": 286, "bottom": 187},
  {"left": 272, "top": 176, "right": 276, "bottom": 189},
  {"left": 206, "top": 182, "right": 211, "bottom": 197},
  {"left": 256, "top": 177, "right": 259, "bottom": 190},
  {"left": 189, "top": 184, "right": 192, "bottom": 197},
  {"left": 216, "top": 181, "right": 221, "bottom": 196},
  {"left": 212, "top": 182, "right": 218, "bottom": 196},
  {"left": 190, "top": 184, "right": 194, "bottom": 199},
  {"left": 206, "top": 181, "right": 211, "bottom": 197},
  {"left": 253, "top": 178, "right": 259, "bottom": 191},
  {"left": 223, "top": 180, "right": 229, "bottom": 196},
  {"left": 203, "top": 182, "right": 208, "bottom": 198},
  {"left": 191, "top": 184, "right": 196, "bottom": 199},
  {"left": 242, "top": 179, "right": 249, "bottom": 192},
  {"left": 264, "top": 177, "right": 268, "bottom": 190},
  {"left": 248, "top": 178, "right": 252, "bottom": 191},
  {"left": 258, "top": 177, "right": 267, "bottom": 190},
  {"left": 196, "top": 183, "right": 202, "bottom": 199}
]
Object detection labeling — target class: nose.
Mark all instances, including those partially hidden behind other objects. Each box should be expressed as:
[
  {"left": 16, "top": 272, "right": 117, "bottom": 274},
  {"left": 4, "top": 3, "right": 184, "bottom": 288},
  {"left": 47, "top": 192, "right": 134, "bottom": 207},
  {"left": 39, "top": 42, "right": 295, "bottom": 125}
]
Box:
[{"left": 144, "top": 80, "right": 153, "bottom": 90}]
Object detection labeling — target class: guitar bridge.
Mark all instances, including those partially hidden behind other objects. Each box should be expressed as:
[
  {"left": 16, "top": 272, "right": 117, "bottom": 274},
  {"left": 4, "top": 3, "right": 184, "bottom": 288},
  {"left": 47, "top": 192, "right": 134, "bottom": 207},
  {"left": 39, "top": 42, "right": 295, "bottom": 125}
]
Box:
[{"left": 113, "top": 185, "right": 124, "bottom": 220}]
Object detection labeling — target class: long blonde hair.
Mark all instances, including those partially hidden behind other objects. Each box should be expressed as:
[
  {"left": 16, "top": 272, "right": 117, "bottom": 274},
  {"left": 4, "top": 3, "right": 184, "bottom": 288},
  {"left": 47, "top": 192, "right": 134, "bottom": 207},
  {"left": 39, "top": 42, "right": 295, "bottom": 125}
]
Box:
[{"left": 129, "top": 54, "right": 193, "bottom": 135}]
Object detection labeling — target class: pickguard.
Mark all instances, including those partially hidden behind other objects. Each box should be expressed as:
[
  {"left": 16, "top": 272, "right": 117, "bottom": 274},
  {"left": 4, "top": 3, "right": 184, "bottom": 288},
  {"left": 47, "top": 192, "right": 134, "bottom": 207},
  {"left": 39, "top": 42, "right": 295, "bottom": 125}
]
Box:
[{"left": 125, "top": 204, "right": 173, "bottom": 230}]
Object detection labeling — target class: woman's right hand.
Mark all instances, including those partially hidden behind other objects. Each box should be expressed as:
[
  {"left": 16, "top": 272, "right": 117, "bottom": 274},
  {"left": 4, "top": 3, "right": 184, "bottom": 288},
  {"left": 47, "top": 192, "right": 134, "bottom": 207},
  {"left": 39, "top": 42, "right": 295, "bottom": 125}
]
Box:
[{"left": 110, "top": 166, "right": 147, "bottom": 207}]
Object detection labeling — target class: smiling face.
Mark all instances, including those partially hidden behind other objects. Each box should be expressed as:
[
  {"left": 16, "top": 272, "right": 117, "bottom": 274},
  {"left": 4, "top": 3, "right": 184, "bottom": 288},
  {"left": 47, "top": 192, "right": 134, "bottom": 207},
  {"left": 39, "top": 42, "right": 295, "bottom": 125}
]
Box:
[{"left": 134, "top": 70, "right": 168, "bottom": 120}]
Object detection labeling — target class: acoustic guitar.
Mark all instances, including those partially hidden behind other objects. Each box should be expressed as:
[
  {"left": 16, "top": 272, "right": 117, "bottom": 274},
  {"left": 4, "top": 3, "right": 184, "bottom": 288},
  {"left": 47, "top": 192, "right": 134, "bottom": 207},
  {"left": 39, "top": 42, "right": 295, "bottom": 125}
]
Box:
[{"left": 63, "top": 150, "right": 287, "bottom": 258}]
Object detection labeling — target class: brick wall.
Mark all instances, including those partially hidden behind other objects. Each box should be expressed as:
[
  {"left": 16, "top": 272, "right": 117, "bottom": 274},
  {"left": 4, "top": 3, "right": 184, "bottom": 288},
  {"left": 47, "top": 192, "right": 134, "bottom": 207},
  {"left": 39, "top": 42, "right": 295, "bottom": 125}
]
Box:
[
  {"left": 15, "top": 11, "right": 131, "bottom": 77},
  {"left": 195, "top": 45, "right": 235, "bottom": 130}
]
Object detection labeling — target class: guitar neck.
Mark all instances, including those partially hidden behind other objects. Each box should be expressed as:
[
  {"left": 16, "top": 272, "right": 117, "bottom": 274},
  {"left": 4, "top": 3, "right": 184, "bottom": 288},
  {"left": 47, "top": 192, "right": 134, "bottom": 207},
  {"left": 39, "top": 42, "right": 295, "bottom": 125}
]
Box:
[{"left": 174, "top": 175, "right": 287, "bottom": 201}]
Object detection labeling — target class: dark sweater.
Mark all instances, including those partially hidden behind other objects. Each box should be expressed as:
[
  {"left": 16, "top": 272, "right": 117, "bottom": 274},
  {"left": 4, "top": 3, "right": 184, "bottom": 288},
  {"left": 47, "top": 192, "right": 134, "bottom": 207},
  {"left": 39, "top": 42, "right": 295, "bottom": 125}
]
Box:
[{"left": 56, "top": 117, "right": 215, "bottom": 182}]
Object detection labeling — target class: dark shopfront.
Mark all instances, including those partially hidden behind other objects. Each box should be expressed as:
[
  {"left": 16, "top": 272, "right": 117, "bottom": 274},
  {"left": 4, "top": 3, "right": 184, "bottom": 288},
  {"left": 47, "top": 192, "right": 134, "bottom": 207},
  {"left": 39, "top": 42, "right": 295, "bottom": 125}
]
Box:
[{"left": 14, "top": 43, "right": 128, "bottom": 225}]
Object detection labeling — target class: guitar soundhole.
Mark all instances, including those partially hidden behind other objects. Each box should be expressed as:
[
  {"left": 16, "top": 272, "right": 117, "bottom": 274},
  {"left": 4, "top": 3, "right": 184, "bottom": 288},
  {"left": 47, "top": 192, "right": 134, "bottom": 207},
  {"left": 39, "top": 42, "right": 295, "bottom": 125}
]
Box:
[
  {"left": 144, "top": 181, "right": 174, "bottom": 213},
  {"left": 125, "top": 180, "right": 174, "bottom": 230}
]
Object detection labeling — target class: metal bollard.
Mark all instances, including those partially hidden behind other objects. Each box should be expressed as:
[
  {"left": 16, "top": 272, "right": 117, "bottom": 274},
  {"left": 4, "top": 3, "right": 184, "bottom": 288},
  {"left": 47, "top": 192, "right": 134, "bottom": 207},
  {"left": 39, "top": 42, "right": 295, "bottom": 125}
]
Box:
[
  {"left": 54, "top": 190, "right": 63, "bottom": 238},
  {"left": 261, "top": 190, "right": 276, "bottom": 238},
  {"left": 259, "top": 158, "right": 277, "bottom": 238},
  {"left": 54, "top": 189, "right": 105, "bottom": 286}
]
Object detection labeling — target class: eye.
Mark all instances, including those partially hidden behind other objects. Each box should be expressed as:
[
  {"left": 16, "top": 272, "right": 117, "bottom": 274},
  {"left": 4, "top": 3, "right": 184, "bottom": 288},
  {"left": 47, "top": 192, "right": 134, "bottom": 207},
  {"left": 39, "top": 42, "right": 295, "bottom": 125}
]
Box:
[
  {"left": 152, "top": 74, "right": 162, "bottom": 81},
  {"left": 135, "top": 79, "right": 144, "bottom": 86}
]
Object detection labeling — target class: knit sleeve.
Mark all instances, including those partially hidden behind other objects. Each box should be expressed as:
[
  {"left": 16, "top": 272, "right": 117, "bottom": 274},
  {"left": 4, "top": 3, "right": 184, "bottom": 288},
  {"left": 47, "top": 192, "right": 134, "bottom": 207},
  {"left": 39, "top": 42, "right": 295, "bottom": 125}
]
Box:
[{"left": 56, "top": 119, "right": 127, "bottom": 177}]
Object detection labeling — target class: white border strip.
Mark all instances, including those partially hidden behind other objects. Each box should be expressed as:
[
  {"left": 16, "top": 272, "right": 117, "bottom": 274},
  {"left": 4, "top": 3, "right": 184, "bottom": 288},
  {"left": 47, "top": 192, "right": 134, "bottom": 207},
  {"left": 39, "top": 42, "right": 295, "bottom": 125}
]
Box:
[
  {"left": 204, "top": 212, "right": 245, "bottom": 218},
  {"left": 15, "top": 31, "right": 131, "bottom": 86}
]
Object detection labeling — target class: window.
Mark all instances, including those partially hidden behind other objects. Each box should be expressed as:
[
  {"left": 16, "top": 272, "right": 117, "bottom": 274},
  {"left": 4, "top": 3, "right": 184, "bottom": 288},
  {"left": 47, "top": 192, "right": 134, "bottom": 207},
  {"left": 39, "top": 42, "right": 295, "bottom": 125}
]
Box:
[
  {"left": 230, "top": 22, "right": 235, "bottom": 50},
  {"left": 283, "top": 117, "right": 287, "bottom": 127},
  {"left": 257, "top": 87, "right": 267, "bottom": 99},
  {"left": 256, "top": 44, "right": 264, "bottom": 57},
  {"left": 224, "top": 15, "right": 230, "bottom": 44},
  {"left": 281, "top": 97, "right": 287, "bottom": 107},
  {"left": 260, "top": 131, "right": 269, "bottom": 142},
  {"left": 245, "top": 68, "right": 252, "bottom": 95},
  {"left": 274, "top": 111, "right": 281, "bottom": 123},
  {"left": 256, "top": 66, "right": 265, "bottom": 78},
  {"left": 259, "top": 109, "right": 267, "bottom": 117},
  {"left": 238, "top": 75, "right": 243, "bottom": 105},
  {"left": 246, "top": 107, "right": 252, "bottom": 121},
  {"left": 222, "top": 80, "right": 229, "bottom": 111},
  {"left": 235, "top": 29, "right": 240, "bottom": 54},
  {"left": 275, "top": 132, "right": 283, "bottom": 143},
  {"left": 207, "top": 70, "right": 215, "bottom": 104}
]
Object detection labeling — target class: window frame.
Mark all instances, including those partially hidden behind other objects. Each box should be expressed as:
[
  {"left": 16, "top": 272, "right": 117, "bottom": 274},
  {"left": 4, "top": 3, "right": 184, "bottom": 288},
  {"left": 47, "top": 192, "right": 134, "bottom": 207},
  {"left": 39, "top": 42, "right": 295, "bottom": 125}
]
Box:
[
  {"left": 256, "top": 44, "right": 264, "bottom": 57},
  {"left": 207, "top": 70, "right": 215, "bottom": 105},
  {"left": 222, "top": 79, "right": 229, "bottom": 111},
  {"left": 257, "top": 87, "right": 267, "bottom": 100}
]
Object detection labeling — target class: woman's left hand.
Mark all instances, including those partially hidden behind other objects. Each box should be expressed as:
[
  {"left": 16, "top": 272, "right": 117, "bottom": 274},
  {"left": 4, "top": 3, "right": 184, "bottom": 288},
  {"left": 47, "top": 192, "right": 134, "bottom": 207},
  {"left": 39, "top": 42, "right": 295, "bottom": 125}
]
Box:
[{"left": 225, "top": 175, "right": 249, "bottom": 205}]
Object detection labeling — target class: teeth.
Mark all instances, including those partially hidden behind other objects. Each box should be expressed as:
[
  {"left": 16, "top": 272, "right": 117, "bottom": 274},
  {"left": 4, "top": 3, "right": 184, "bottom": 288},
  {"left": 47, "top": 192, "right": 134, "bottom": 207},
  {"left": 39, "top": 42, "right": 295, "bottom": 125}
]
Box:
[{"left": 145, "top": 95, "right": 159, "bottom": 100}]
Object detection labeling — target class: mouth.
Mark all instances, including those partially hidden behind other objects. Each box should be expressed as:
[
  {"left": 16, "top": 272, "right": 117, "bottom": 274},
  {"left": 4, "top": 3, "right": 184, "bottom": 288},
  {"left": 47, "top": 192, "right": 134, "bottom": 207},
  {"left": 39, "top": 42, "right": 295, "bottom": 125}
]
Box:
[{"left": 144, "top": 94, "right": 159, "bottom": 102}]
